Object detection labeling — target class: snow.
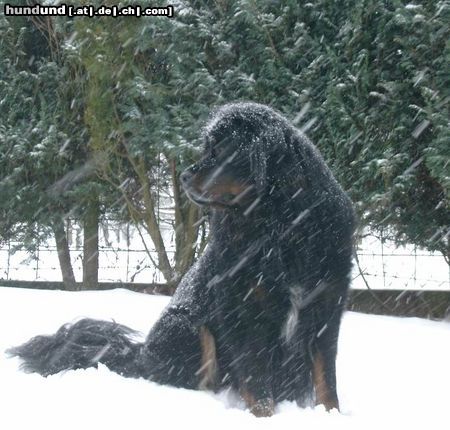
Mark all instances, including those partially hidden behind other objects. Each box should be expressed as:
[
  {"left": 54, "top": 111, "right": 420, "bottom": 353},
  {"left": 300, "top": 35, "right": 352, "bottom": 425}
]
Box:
[{"left": 1, "top": 286, "right": 450, "bottom": 430}]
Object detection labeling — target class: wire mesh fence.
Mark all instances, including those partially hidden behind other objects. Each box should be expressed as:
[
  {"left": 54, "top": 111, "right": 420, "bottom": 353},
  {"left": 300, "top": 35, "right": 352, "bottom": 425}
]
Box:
[
  {"left": 353, "top": 234, "right": 449, "bottom": 290},
  {"left": 0, "top": 220, "right": 448, "bottom": 291}
]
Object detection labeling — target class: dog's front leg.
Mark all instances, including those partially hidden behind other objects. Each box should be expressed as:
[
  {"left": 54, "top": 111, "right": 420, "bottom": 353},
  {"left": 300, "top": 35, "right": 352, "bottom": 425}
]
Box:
[
  {"left": 223, "top": 315, "right": 276, "bottom": 417},
  {"left": 239, "top": 377, "right": 275, "bottom": 417}
]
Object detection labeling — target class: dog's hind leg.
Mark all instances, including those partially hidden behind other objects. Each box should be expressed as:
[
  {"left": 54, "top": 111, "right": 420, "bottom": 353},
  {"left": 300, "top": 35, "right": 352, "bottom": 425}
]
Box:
[
  {"left": 137, "top": 306, "right": 205, "bottom": 389},
  {"left": 197, "top": 325, "right": 218, "bottom": 391}
]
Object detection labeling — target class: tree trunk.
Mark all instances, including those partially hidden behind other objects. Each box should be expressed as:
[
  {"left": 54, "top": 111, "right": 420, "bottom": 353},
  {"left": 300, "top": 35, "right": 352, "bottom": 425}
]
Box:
[
  {"left": 135, "top": 158, "right": 175, "bottom": 284},
  {"left": 82, "top": 195, "right": 99, "bottom": 289},
  {"left": 52, "top": 219, "right": 77, "bottom": 291},
  {"left": 170, "top": 158, "right": 204, "bottom": 284}
]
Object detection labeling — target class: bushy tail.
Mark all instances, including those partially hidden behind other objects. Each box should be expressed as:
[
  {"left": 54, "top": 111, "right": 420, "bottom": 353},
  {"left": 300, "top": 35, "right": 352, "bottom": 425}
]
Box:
[{"left": 6, "top": 319, "right": 144, "bottom": 378}]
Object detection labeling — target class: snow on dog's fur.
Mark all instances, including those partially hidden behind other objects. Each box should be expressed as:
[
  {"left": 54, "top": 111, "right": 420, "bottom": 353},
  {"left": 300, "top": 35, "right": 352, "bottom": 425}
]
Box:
[{"left": 8, "top": 103, "right": 355, "bottom": 417}]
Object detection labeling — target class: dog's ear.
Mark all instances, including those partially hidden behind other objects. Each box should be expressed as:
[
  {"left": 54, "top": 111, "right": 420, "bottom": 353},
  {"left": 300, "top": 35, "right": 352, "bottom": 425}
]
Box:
[
  {"left": 249, "top": 134, "right": 268, "bottom": 191},
  {"left": 249, "top": 123, "right": 291, "bottom": 191},
  {"left": 250, "top": 123, "right": 309, "bottom": 193}
]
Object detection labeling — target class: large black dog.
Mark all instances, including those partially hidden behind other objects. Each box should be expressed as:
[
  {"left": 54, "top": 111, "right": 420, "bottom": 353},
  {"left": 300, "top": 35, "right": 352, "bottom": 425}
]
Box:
[{"left": 8, "top": 103, "right": 355, "bottom": 417}]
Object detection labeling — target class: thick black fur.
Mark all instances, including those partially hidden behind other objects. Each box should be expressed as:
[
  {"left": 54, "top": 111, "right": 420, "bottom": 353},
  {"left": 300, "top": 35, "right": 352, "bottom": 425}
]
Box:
[{"left": 7, "top": 103, "right": 355, "bottom": 416}]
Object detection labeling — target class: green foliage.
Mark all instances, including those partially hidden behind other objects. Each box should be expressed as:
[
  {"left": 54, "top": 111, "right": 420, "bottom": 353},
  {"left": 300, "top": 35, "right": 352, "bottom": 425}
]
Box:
[
  {"left": 1, "top": 0, "right": 448, "bottom": 262},
  {"left": 313, "top": 1, "right": 450, "bottom": 256},
  {"left": 0, "top": 11, "right": 90, "bottom": 248},
  {"left": 174, "top": 0, "right": 449, "bottom": 257}
]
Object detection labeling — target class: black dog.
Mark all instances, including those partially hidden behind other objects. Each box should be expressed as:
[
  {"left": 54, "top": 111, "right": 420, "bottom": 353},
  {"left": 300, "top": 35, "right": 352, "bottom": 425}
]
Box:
[{"left": 8, "top": 103, "right": 355, "bottom": 417}]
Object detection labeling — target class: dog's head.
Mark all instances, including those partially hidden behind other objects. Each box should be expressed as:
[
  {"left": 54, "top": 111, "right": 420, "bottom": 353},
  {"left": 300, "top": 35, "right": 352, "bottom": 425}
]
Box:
[{"left": 181, "top": 103, "right": 299, "bottom": 210}]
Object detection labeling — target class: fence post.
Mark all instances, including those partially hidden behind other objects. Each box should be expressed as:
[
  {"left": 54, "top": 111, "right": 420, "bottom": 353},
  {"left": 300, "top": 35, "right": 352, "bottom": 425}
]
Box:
[
  {"left": 126, "top": 223, "right": 130, "bottom": 283},
  {"left": 6, "top": 240, "right": 11, "bottom": 280},
  {"left": 414, "top": 244, "right": 417, "bottom": 289},
  {"left": 381, "top": 232, "right": 386, "bottom": 289},
  {"left": 35, "top": 246, "right": 40, "bottom": 280}
]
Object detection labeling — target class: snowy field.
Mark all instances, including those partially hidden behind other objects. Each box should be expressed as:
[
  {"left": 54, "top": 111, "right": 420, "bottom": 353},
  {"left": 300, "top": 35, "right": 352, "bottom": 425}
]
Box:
[{"left": 1, "top": 287, "right": 450, "bottom": 430}]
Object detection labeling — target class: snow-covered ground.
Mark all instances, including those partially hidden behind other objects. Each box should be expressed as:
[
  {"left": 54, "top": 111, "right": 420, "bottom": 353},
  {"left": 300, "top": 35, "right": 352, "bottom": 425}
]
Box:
[{"left": 1, "top": 286, "right": 450, "bottom": 430}]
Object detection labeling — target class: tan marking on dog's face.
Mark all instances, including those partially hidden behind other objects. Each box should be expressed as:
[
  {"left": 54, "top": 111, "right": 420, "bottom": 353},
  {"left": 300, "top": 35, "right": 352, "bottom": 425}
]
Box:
[
  {"left": 191, "top": 174, "right": 251, "bottom": 205},
  {"left": 181, "top": 136, "right": 257, "bottom": 208}
]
